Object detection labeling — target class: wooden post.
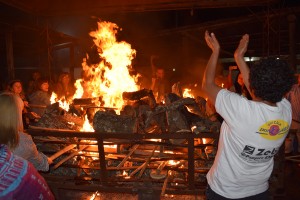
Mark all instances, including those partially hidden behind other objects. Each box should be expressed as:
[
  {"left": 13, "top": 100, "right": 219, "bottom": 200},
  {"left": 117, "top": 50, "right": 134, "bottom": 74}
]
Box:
[
  {"left": 97, "top": 136, "right": 107, "bottom": 184},
  {"left": 288, "top": 14, "right": 297, "bottom": 71},
  {"left": 5, "top": 29, "right": 15, "bottom": 80}
]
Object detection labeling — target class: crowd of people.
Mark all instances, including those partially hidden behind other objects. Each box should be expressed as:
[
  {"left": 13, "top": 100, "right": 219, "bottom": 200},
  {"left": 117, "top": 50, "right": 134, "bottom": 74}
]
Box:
[
  {"left": 4, "top": 71, "right": 76, "bottom": 128},
  {"left": 0, "top": 71, "right": 78, "bottom": 199},
  {"left": 0, "top": 32, "right": 299, "bottom": 199}
]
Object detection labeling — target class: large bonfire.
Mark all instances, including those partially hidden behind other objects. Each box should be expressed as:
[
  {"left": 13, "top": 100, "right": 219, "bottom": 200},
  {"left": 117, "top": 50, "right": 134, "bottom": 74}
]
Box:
[{"left": 51, "top": 21, "right": 140, "bottom": 131}]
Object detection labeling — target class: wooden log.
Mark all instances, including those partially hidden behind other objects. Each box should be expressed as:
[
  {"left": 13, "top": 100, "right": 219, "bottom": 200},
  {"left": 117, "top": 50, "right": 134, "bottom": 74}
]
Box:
[
  {"left": 49, "top": 144, "right": 77, "bottom": 161},
  {"left": 32, "top": 107, "right": 84, "bottom": 130},
  {"left": 166, "top": 109, "right": 190, "bottom": 145},
  {"left": 123, "top": 89, "right": 157, "bottom": 109},
  {"left": 122, "top": 89, "right": 154, "bottom": 101},
  {"left": 52, "top": 145, "right": 88, "bottom": 170},
  {"left": 29, "top": 125, "right": 76, "bottom": 132},
  {"left": 165, "top": 94, "right": 195, "bottom": 109},
  {"left": 93, "top": 111, "right": 138, "bottom": 133},
  {"left": 116, "top": 144, "right": 140, "bottom": 169},
  {"left": 161, "top": 170, "right": 171, "bottom": 196},
  {"left": 144, "top": 105, "right": 167, "bottom": 133},
  {"left": 129, "top": 162, "right": 146, "bottom": 177},
  {"left": 137, "top": 146, "right": 158, "bottom": 179},
  {"left": 73, "top": 97, "right": 100, "bottom": 105}
]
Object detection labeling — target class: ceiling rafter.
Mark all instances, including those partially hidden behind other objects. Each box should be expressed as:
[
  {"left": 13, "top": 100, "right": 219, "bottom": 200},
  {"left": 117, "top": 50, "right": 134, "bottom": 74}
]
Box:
[{"left": 0, "top": 0, "right": 279, "bottom": 16}]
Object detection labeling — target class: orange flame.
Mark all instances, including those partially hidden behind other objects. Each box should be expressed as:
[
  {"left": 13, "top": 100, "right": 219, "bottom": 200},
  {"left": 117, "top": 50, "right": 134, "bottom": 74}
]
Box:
[
  {"left": 50, "top": 20, "right": 141, "bottom": 132},
  {"left": 80, "top": 115, "right": 94, "bottom": 132},
  {"left": 73, "top": 21, "right": 140, "bottom": 113},
  {"left": 50, "top": 92, "right": 70, "bottom": 111},
  {"left": 183, "top": 88, "right": 194, "bottom": 98}
]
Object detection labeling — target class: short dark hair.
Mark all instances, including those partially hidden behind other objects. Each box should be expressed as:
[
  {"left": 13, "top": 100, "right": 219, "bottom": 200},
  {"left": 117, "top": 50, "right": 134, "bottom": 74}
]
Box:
[
  {"left": 249, "top": 58, "right": 295, "bottom": 103},
  {"left": 37, "top": 78, "right": 49, "bottom": 89},
  {"left": 8, "top": 79, "right": 22, "bottom": 88}
]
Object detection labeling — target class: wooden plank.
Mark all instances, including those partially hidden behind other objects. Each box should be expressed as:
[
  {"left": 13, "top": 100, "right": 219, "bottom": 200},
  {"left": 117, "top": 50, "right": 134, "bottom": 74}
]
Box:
[
  {"left": 5, "top": 29, "right": 14, "bottom": 80},
  {"left": 97, "top": 137, "right": 107, "bottom": 184}
]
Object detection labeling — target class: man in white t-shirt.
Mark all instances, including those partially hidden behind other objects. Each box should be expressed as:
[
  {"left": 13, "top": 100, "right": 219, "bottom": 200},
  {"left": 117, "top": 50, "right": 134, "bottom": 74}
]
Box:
[{"left": 202, "top": 31, "right": 295, "bottom": 199}]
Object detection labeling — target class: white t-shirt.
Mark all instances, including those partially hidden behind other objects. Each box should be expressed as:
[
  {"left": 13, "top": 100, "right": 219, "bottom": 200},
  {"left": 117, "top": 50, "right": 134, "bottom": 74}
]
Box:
[{"left": 207, "top": 89, "right": 291, "bottom": 198}]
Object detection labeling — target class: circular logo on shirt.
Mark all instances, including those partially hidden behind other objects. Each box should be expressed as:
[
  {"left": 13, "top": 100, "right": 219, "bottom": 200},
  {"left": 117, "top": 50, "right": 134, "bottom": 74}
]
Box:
[
  {"left": 257, "top": 119, "right": 289, "bottom": 140},
  {"left": 269, "top": 125, "right": 280, "bottom": 136}
]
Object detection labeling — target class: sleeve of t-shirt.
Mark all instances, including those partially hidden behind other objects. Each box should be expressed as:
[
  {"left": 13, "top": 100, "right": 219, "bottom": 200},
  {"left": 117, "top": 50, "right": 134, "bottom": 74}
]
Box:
[
  {"left": 14, "top": 132, "right": 49, "bottom": 172},
  {"left": 215, "top": 89, "right": 250, "bottom": 127}
]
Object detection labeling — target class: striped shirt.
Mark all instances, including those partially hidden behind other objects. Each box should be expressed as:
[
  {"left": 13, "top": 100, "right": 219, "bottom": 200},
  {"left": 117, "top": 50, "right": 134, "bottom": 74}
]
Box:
[{"left": 0, "top": 145, "right": 54, "bottom": 200}]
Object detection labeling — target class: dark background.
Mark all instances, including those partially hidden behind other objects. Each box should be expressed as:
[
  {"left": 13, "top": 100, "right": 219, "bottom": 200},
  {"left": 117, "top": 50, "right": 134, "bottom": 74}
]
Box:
[{"left": 0, "top": 0, "right": 299, "bottom": 93}]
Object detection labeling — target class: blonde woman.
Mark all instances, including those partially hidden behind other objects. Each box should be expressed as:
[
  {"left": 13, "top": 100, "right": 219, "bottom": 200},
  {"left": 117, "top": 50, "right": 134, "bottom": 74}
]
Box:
[
  {"left": 11, "top": 94, "right": 52, "bottom": 171},
  {"left": 0, "top": 92, "right": 54, "bottom": 199}
]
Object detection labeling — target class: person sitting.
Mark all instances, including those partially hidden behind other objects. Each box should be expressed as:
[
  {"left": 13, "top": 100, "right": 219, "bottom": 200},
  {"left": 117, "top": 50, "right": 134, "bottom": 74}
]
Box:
[
  {"left": 7, "top": 79, "right": 31, "bottom": 128},
  {"left": 28, "top": 78, "right": 51, "bottom": 117},
  {"left": 8, "top": 79, "right": 28, "bottom": 105},
  {"left": 202, "top": 31, "right": 294, "bottom": 199},
  {"left": 12, "top": 93, "right": 51, "bottom": 171},
  {"left": 0, "top": 92, "right": 54, "bottom": 199},
  {"left": 53, "top": 72, "right": 75, "bottom": 100}
]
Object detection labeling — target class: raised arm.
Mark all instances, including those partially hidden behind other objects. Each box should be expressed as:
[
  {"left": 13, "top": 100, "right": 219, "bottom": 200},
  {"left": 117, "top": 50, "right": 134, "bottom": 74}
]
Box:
[
  {"left": 234, "top": 34, "right": 251, "bottom": 95},
  {"left": 201, "top": 31, "right": 222, "bottom": 105}
]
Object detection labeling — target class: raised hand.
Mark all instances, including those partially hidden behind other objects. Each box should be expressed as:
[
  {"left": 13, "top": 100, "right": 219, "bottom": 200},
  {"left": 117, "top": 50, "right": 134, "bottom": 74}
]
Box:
[
  {"left": 234, "top": 34, "right": 249, "bottom": 58},
  {"left": 234, "top": 34, "right": 251, "bottom": 94},
  {"left": 204, "top": 30, "right": 220, "bottom": 52}
]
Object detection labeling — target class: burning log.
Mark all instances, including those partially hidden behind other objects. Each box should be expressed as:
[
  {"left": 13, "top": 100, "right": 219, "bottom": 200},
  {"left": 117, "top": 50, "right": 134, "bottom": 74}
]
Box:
[
  {"left": 32, "top": 103, "right": 84, "bottom": 130},
  {"left": 72, "top": 97, "right": 101, "bottom": 106},
  {"left": 165, "top": 94, "right": 205, "bottom": 124},
  {"left": 143, "top": 105, "right": 167, "bottom": 133},
  {"left": 122, "top": 88, "right": 154, "bottom": 101},
  {"left": 93, "top": 111, "right": 138, "bottom": 133},
  {"left": 122, "top": 89, "right": 156, "bottom": 109}
]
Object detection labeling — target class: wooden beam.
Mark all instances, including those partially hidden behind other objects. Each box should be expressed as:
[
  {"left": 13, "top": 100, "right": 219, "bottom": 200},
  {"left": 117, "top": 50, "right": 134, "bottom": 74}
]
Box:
[
  {"left": 152, "top": 6, "right": 300, "bottom": 37},
  {"left": 5, "top": 29, "right": 15, "bottom": 80},
  {"left": 0, "top": 0, "right": 278, "bottom": 16}
]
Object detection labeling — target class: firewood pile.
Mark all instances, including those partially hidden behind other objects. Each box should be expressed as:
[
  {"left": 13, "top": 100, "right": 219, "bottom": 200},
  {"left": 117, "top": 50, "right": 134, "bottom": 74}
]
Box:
[{"left": 27, "top": 89, "right": 222, "bottom": 196}]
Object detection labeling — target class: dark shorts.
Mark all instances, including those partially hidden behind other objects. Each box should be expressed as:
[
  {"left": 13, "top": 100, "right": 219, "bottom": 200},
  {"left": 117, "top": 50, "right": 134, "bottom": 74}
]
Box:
[{"left": 206, "top": 184, "right": 270, "bottom": 200}]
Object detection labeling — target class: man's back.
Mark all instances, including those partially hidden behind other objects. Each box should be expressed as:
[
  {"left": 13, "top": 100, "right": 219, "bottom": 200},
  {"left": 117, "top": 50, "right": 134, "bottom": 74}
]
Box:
[{"left": 207, "top": 89, "right": 291, "bottom": 198}]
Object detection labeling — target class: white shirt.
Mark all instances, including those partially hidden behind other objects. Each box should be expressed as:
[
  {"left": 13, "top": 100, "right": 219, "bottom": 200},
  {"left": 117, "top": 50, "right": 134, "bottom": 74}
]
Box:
[{"left": 207, "top": 89, "right": 291, "bottom": 198}]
